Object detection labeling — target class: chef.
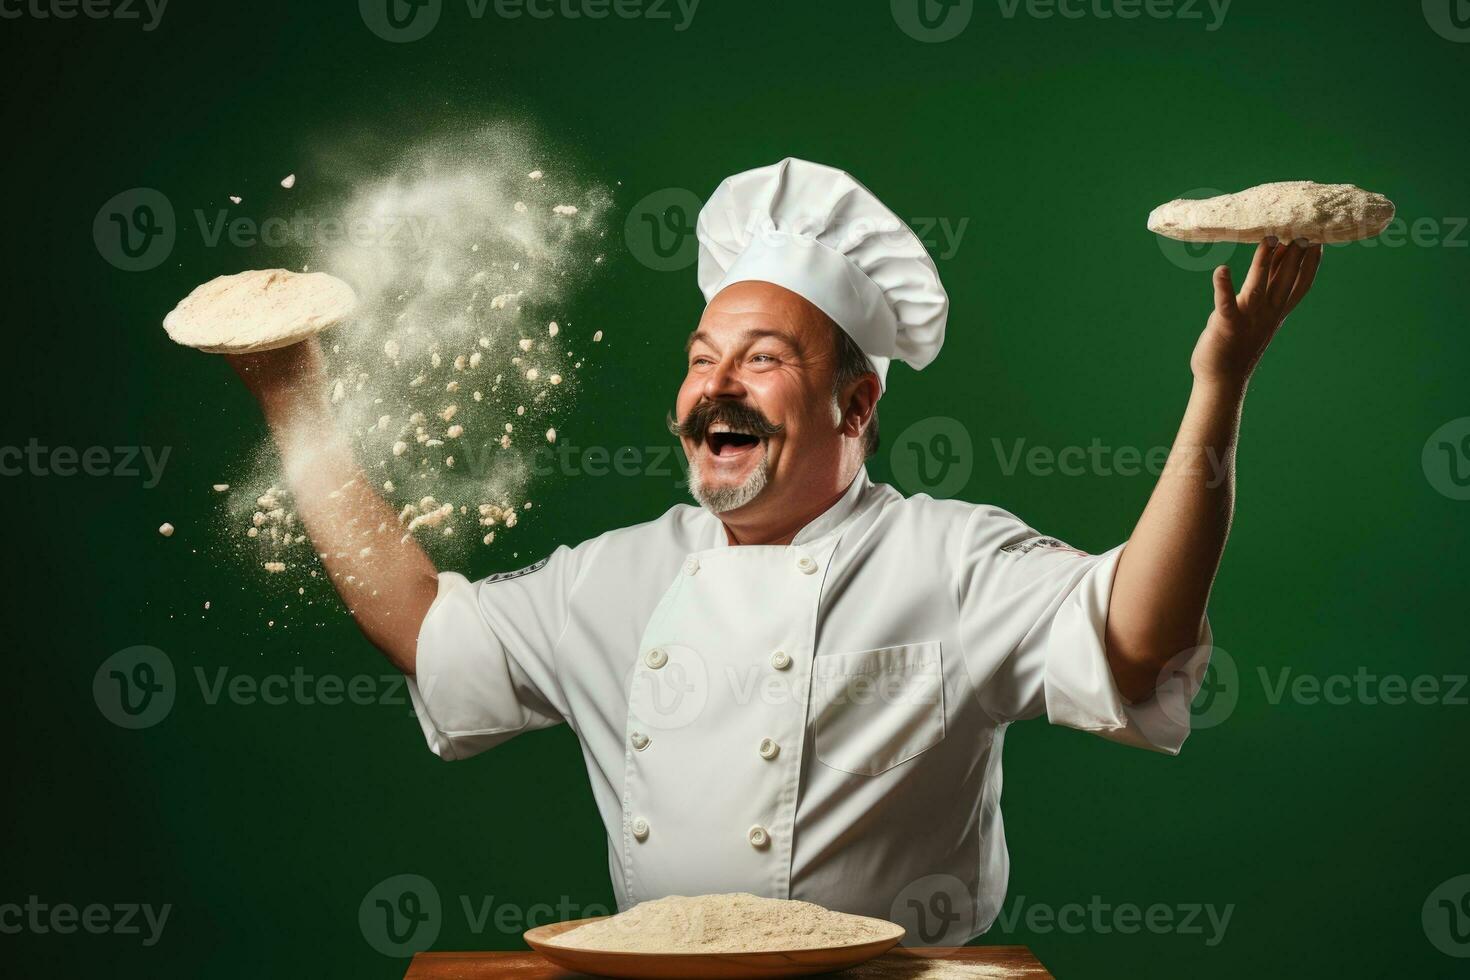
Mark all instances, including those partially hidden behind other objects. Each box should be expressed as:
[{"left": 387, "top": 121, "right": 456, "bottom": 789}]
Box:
[{"left": 229, "top": 158, "right": 1323, "bottom": 945}]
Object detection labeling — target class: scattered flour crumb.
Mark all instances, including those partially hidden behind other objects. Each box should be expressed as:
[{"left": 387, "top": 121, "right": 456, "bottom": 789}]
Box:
[
  {"left": 158, "top": 522, "right": 175, "bottom": 537},
  {"left": 280, "top": 173, "right": 296, "bottom": 189}
]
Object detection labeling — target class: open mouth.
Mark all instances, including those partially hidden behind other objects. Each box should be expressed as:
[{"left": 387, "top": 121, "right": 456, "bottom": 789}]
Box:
[{"left": 706, "top": 424, "right": 762, "bottom": 457}]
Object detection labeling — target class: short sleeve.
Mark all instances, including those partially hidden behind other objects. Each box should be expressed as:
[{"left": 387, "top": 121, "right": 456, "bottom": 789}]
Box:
[
  {"left": 406, "top": 547, "right": 580, "bottom": 761},
  {"left": 956, "top": 508, "right": 1212, "bottom": 755}
]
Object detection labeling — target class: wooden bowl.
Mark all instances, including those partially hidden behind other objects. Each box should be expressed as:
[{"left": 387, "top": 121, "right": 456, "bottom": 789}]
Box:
[{"left": 524, "top": 913, "right": 906, "bottom": 979}]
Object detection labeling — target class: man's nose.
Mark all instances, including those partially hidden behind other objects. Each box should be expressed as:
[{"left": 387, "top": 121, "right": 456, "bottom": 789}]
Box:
[{"left": 702, "top": 357, "right": 746, "bottom": 400}]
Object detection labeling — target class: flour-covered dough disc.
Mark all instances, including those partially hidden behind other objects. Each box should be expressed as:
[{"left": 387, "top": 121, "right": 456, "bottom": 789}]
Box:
[
  {"left": 1147, "top": 181, "right": 1395, "bottom": 244},
  {"left": 163, "top": 269, "right": 357, "bottom": 354}
]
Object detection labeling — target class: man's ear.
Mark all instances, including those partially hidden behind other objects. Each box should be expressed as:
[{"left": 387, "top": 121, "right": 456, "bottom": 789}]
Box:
[{"left": 839, "top": 373, "right": 880, "bottom": 438}]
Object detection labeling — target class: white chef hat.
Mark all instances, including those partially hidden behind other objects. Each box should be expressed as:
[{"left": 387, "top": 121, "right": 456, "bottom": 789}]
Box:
[{"left": 696, "top": 158, "right": 949, "bottom": 390}]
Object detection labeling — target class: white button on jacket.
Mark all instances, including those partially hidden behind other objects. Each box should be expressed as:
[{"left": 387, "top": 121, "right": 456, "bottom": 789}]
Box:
[{"left": 407, "top": 470, "right": 1212, "bottom": 945}]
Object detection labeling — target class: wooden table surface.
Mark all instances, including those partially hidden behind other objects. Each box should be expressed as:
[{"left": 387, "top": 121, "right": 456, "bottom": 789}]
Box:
[{"left": 405, "top": 946, "right": 1053, "bottom": 978}]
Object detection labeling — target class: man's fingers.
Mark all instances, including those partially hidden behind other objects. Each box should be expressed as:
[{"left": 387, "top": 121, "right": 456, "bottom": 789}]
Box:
[
  {"left": 1283, "top": 244, "right": 1324, "bottom": 314},
  {"left": 1267, "top": 240, "right": 1290, "bottom": 278},
  {"left": 1238, "top": 237, "right": 1275, "bottom": 302},
  {"left": 1268, "top": 240, "right": 1310, "bottom": 306},
  {"left": 1212, "top": 265, "right": 1239, "bottom": 317}
]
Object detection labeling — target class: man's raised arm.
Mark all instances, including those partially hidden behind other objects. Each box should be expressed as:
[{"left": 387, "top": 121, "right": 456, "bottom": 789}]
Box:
[
  {"left": 229, "top": 338, "right": 439, "bottom": 675},
  {"left": 1105, "top": 238, "right": 1323, "bottom": 702}
]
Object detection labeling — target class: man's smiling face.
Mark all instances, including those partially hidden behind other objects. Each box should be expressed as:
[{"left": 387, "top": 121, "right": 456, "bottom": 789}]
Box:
[{"left": 674, "top": 280, "right": 875, "bottom": 533}]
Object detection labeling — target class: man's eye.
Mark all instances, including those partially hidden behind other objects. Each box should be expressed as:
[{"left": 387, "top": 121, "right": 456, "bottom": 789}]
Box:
[{"left": 750, "top": 354, "right": 776, "bottom": 364}]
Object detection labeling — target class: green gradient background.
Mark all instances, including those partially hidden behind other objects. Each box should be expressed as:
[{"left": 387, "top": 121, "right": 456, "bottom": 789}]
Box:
[{"left": 3, "top": 1, "right": 1467, "bottom": 976}]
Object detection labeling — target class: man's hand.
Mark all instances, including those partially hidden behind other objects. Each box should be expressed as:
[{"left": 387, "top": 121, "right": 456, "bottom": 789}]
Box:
[
  {"left": 227, "top": 336, "right": 330, "bottom": 407},
  {"left": 1191, "top": 237, "right": 1323, "bottom": 389}
]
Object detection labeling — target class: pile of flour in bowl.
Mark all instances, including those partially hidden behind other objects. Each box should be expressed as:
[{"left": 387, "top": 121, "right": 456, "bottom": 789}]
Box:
[{"left": 555, "top": 893, "right": 891, "bottom": 953}]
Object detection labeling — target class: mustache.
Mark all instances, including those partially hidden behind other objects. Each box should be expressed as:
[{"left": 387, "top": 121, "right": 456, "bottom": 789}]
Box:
[{"left": 666, "top": 400, "right": 785, "bottom": 444}]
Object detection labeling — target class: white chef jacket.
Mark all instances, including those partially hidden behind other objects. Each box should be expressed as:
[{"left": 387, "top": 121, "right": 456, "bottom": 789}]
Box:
[{"left": 406, "top": 470, "right": 1212, "bottom": 945}]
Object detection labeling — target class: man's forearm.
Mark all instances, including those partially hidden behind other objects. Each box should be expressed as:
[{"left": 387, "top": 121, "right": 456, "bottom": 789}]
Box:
[
  {"left": 1104, "top": 239, "right": 1322, "bottom": 703},
  {"left": 241, "top": 343, "right": 439, "bottom": 675},
  {"left": 1105, "top": 377, "right": 1243, "bottom": 702}
]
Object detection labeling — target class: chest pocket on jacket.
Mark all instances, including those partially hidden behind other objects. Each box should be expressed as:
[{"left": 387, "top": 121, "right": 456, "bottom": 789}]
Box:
[{"left": 810, "top": 640, "right": 946, "bottom": 776}]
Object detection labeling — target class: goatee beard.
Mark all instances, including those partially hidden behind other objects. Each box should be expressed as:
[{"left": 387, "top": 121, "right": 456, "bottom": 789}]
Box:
[{"left": 687, "top": 452, "right": 770, "bottom": 514}]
